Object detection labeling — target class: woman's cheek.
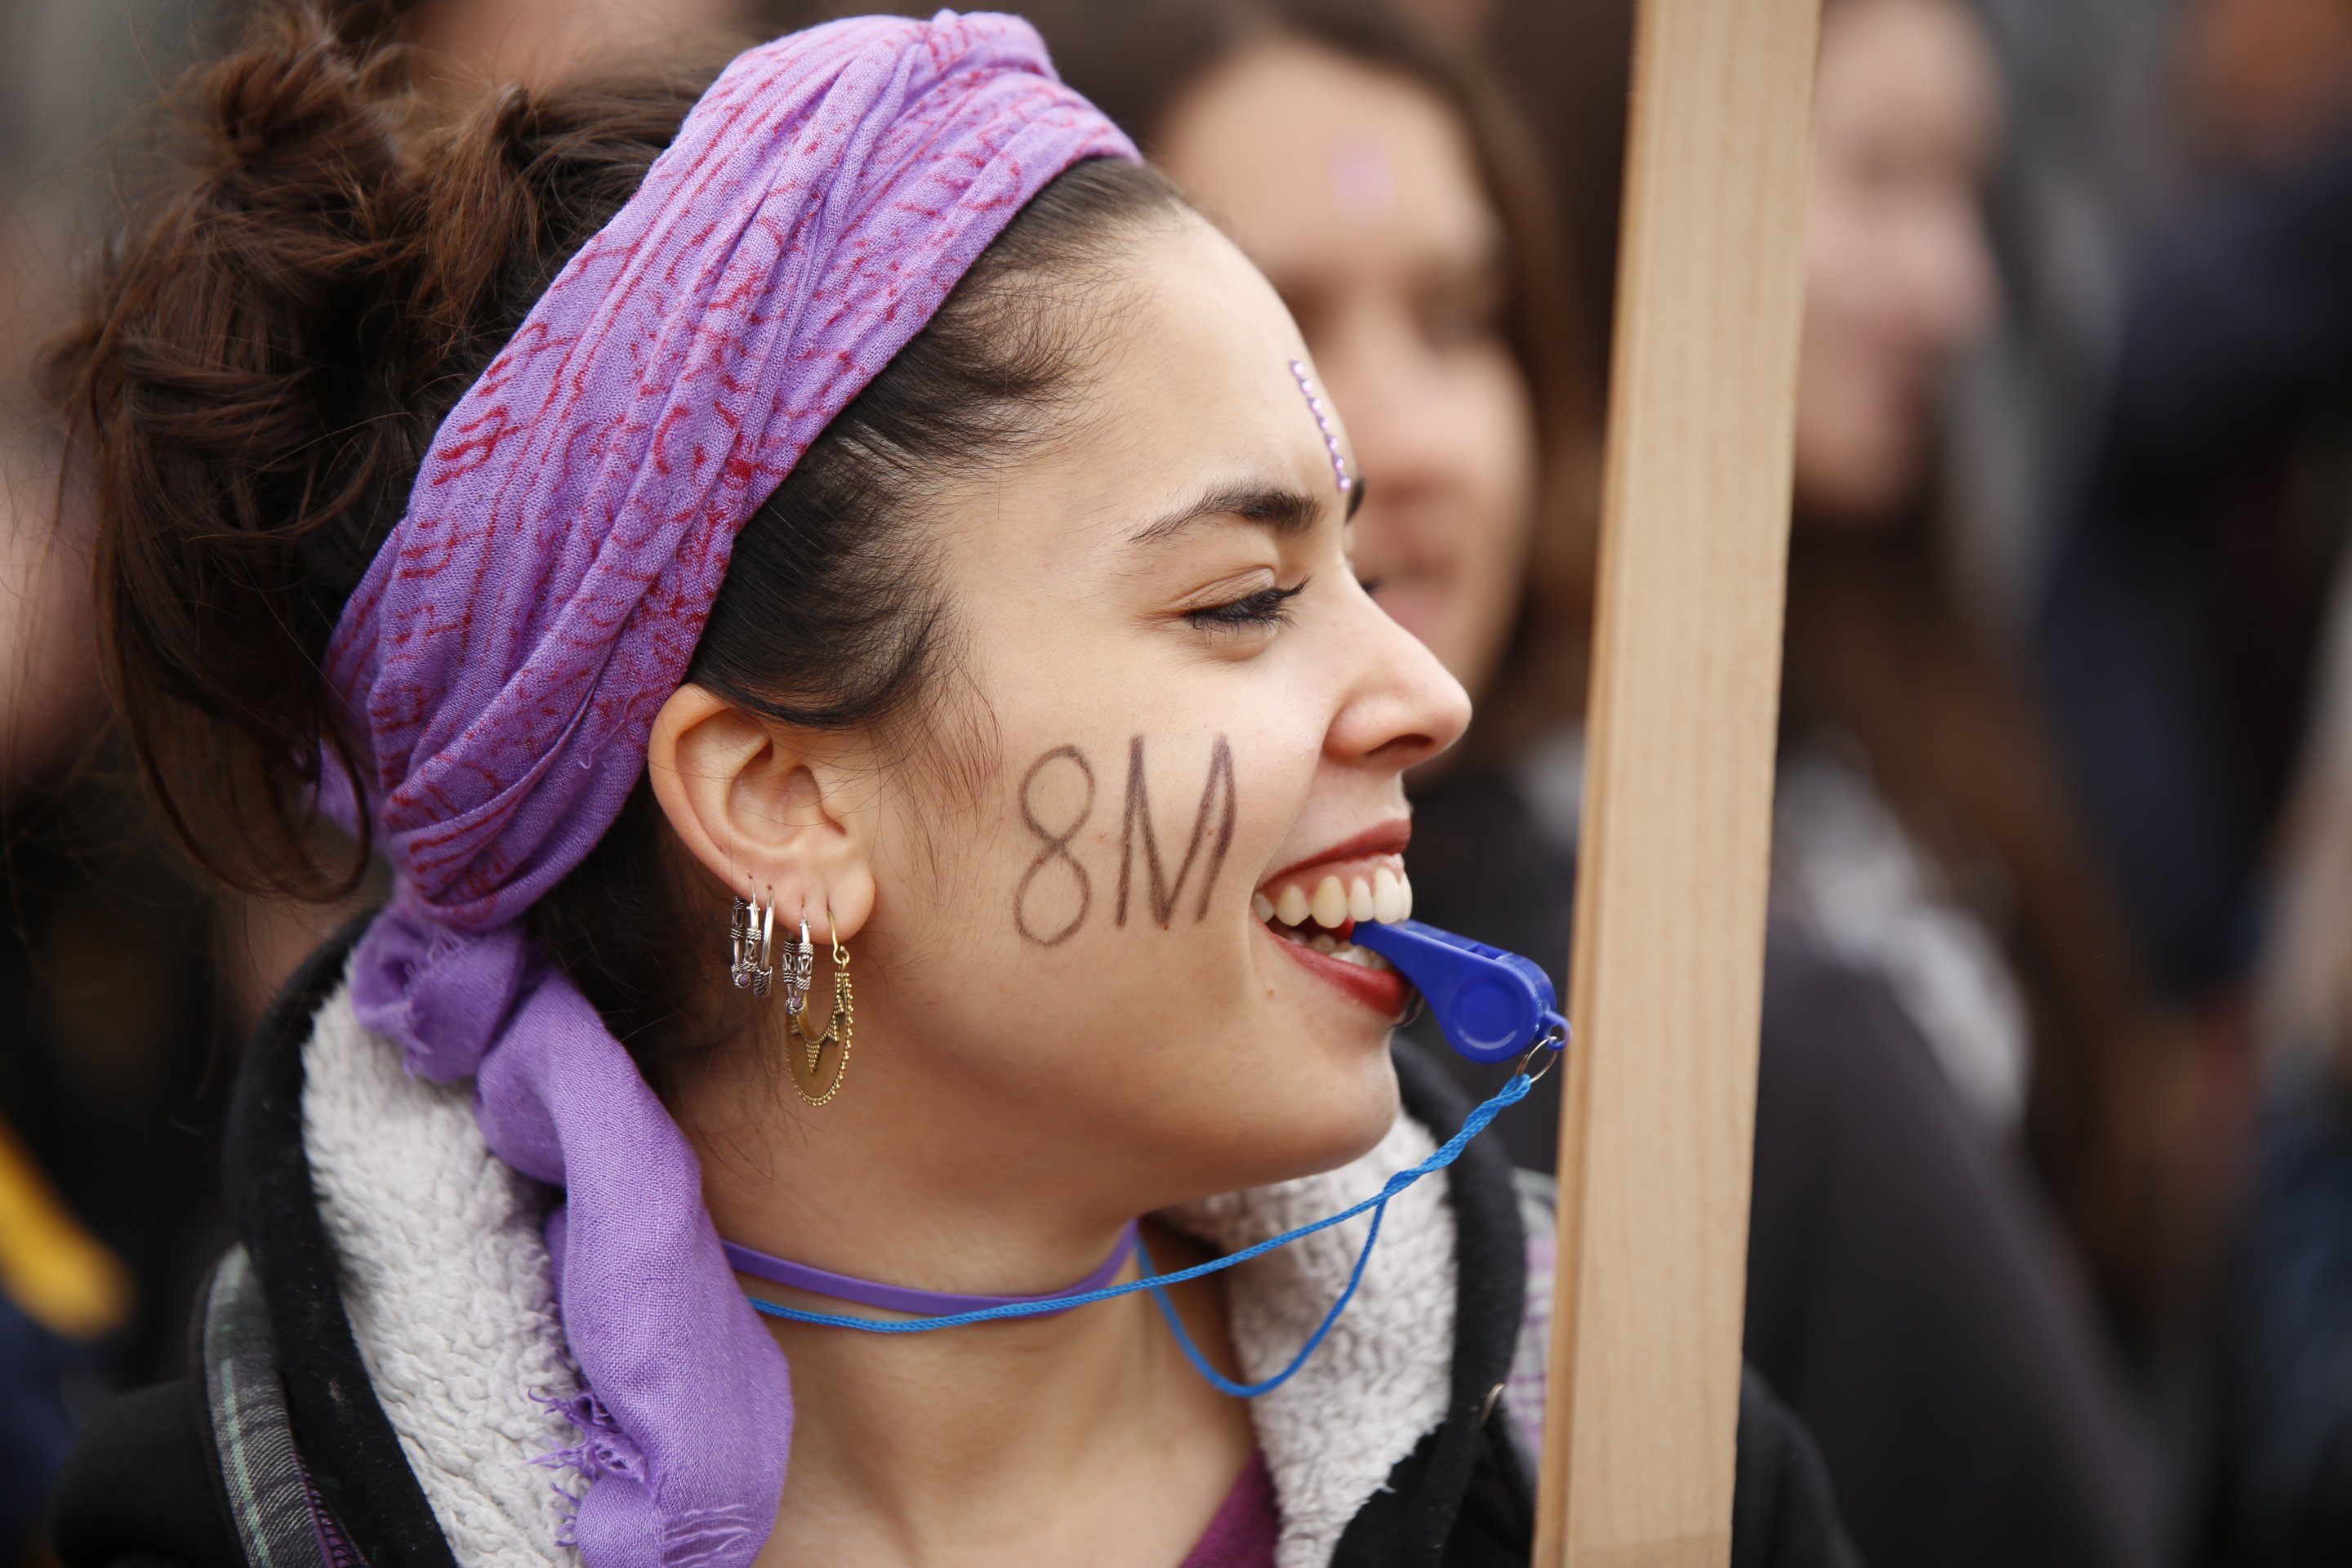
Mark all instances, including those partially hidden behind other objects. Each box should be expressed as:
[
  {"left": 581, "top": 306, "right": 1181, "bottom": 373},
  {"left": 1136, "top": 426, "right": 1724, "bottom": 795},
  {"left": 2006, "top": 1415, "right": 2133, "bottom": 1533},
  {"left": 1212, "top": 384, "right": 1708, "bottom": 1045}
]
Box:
[{"left": 986, "top": 726, "right": 1291, "bottom": 960}]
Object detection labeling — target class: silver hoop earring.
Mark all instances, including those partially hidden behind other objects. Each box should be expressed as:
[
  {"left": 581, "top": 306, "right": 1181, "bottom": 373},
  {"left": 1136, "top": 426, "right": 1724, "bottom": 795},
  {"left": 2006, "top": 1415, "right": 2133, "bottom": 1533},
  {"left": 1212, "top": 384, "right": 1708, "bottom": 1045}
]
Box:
[
  {"left": 782, "top": 918, "right": 814, "bottom": 1018},
  {"left": 729, "top": 892, "right": 776, "bottom": 996}
]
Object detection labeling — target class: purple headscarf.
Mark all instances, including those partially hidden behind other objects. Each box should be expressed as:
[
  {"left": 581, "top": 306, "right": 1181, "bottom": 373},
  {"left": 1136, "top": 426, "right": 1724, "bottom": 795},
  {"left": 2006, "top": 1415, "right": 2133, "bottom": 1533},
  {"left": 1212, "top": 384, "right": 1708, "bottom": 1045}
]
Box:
[{"left": 317, "top": 15, "right": 1134, "bottom": 1567}]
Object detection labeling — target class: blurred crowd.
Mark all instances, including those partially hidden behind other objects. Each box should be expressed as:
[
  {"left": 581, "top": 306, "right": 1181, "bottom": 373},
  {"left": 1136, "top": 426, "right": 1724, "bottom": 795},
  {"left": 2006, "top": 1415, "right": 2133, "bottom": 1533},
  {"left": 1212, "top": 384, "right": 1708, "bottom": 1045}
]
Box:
[{"left": 7, "top": 0, "right": 2352, "bottom": 1562}]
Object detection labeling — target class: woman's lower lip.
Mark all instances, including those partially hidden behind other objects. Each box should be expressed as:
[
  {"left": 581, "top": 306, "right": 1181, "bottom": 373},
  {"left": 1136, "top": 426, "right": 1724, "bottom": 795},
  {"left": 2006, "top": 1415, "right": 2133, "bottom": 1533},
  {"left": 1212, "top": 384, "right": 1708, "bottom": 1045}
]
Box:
[{"left": 1259, "top": 923, "right": 1411, "bottom": 1018}]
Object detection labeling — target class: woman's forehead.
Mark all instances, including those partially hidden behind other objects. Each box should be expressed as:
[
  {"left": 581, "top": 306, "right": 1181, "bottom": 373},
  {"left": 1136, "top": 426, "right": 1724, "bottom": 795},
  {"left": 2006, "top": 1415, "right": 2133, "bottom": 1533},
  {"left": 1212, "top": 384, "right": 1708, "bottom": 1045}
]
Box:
[
  {"left": 934, "top": 220, "right": 1351, "bottom": 563},
  {"left": 1070, "top": 221, "right": 1343, "bottom": 491}
]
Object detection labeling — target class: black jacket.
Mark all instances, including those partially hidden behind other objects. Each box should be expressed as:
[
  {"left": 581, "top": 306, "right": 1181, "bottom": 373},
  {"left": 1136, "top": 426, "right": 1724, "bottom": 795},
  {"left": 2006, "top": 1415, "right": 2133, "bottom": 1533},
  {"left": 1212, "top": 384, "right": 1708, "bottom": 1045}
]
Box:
[{"left": 52, "top": 923, "right": 1855, "bottom": 1568}]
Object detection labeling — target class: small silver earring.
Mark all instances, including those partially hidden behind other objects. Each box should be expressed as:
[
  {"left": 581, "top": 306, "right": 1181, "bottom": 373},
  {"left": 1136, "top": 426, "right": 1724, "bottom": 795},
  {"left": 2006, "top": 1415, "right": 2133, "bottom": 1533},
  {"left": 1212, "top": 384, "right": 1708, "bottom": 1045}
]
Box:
[
  {"left": 783, "top": 918, "right": 815, "bottom": 1016},
  {"left": 729, "top": 892, "right": 776, "bottom": 996}
]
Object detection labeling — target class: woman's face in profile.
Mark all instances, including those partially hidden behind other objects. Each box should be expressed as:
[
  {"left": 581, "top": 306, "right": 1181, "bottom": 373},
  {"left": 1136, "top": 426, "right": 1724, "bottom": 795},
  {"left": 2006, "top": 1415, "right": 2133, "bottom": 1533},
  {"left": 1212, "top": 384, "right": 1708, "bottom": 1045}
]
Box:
[
  {"left": 1795, "top": 0, "right": 1998, "bottom": 523},
  {"left": 684, "top": 215, "right": 1471, "bottom": 1212},
  {"left": 1152, "top": 39, "right": 1539, "bottom": 708}
]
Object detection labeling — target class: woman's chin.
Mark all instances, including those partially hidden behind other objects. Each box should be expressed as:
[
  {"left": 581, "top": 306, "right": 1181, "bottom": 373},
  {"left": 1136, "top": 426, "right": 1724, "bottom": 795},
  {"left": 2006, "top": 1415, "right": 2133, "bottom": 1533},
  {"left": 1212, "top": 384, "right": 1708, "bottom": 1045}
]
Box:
[{"left": 1232, "top": 1046, "right": 1402, "bottom": 1191}]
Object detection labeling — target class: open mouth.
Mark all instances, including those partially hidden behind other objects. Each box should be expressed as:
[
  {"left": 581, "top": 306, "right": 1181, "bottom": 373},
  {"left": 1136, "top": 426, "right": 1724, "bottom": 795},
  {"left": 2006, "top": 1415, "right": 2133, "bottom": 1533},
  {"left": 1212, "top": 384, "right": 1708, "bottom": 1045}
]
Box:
[
  {"left": 1251, "top": 851, "right": 1416, "bottom": 1018},
  {"left": 1250, "top": 862, "right": 1411, "bottom": 969}
]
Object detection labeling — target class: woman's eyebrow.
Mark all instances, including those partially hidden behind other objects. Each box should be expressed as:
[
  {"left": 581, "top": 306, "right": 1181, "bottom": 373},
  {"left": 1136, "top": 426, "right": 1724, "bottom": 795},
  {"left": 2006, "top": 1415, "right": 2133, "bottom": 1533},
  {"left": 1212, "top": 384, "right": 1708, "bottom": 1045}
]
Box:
[{"left": 1129, "top": 483, "right": 1325, "bottom": 546}]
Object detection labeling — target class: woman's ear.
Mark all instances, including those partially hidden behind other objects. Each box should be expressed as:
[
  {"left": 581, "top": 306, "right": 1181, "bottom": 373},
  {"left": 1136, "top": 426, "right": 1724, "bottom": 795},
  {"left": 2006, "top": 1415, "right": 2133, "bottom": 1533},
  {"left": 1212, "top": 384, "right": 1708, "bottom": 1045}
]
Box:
[{"left": 645, "top": 684, "right": 878, "bottom": 939}]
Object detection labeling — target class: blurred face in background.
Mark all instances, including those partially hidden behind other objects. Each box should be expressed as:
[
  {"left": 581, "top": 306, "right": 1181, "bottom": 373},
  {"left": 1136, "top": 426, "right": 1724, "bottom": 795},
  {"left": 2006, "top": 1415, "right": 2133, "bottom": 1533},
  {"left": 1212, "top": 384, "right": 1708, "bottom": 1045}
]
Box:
[
  {"left": 1794, "top": 0, "right": 1998, "bottom": 523},
  {"left": 2186, "top": 0, "right": 2352, "bottom": 163},
  {"left": 1156, "top": 39, "right": 1538, "bottom": 706},
  {"left": 412, "top": 0, "right": 738, "bottom": 83}
]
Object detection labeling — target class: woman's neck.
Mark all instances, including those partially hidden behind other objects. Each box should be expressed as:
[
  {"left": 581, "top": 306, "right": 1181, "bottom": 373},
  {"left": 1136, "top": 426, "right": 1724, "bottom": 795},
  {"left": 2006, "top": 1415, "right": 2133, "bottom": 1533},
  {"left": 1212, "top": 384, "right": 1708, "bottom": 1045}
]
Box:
[
  {"left": 749, "top": 1224, "right": 1251, "bottom": 1566},
  {"left": 684, "top": 1068, "right": 1256, "bottom": 1566}
]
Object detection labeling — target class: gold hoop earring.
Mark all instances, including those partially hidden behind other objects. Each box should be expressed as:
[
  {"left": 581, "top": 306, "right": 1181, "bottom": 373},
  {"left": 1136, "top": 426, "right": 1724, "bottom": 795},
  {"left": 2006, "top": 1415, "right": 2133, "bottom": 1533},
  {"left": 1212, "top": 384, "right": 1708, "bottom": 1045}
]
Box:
[{"left": 787, "top": 909, "right": 854, "bottom": 1107}]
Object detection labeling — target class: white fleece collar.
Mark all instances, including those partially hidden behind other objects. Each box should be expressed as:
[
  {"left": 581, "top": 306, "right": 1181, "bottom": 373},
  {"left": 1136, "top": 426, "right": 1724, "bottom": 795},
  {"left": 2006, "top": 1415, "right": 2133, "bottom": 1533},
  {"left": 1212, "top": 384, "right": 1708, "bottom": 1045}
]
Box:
[{"left": 302, "top": 979, "right": 1456, "bottom": 1568}]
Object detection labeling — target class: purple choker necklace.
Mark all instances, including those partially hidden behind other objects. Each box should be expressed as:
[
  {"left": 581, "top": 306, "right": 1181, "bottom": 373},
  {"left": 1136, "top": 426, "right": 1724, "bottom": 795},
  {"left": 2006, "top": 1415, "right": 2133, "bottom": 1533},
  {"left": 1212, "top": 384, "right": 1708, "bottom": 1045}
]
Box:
[{"left": 723, "top": 1222, "right": 1143, "bottom": 1319}]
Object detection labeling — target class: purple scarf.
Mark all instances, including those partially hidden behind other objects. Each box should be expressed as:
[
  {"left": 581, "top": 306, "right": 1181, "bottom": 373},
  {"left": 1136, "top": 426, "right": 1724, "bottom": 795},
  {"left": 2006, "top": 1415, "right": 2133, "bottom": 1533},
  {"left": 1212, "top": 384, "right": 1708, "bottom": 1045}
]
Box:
[{"left": 316, "top": 16, "right": 1134, "bottom": 1567}]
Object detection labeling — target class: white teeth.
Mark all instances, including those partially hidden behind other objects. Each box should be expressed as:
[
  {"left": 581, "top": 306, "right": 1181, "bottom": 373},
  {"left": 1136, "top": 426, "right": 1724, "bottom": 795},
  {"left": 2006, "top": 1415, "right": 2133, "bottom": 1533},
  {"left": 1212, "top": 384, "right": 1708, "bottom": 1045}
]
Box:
[
  {"left": 1311, "top": 875, "right": 1348, "bottom": 929},
  {"left": 1307, "top": 933, "right": 1339, "bottom": 955},
  {"left": 1328, "top": 943, "right": 1395, "bottom": 970},
  {"left": 1258, "top": 865, "right": 1414, "bottom": 930}
]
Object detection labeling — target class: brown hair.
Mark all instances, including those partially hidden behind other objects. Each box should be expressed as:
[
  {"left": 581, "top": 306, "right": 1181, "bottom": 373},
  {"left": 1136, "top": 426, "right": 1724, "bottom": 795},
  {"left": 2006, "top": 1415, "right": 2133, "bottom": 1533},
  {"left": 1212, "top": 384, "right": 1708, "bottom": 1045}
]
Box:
[
  {"left": 1784, "top": 502, "right": 2194, "bottom": 1318},
  {"left": 44, "top": 0, "right": 1187, "bottom": 1091}
]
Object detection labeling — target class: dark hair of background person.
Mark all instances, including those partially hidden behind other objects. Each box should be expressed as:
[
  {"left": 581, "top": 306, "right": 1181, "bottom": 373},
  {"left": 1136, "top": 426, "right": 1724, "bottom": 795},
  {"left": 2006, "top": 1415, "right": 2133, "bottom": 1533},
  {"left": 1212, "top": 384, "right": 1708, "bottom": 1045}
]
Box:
[
  {"left": 1784, "top": 491, "right": 2194, "bottom": 1321},
  {"left": 939, "top": 0, "right": 1597, "bottom": 760},
  {"left": 1776, "top": 0, "right": 2193, "bottom": 1336},
  {"left": 40, "top": 0, "right": 1189, "bottom": 1101},
  {"left": 1767, "top": 0, "right": 2194, "bottom": 1333}
]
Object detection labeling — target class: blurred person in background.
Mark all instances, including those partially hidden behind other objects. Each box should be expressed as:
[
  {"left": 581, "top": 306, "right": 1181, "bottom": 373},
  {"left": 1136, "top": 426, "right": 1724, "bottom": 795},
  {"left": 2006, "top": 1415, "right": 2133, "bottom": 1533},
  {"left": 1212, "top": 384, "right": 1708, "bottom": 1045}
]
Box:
[
  {"left": 1009, "top": 1, "right": 2167, "bottom": 1563},
  {"left": 1776, "top": 7, "right": 2263, "bottom": 1538},
  {"left": 1379, "top": 0, "right": 2211, "bottom": 1374},
  {"left": 2234, "top": 592, "right": 2352, "bottom": 1564},
  {"left": 2136, "top": 7, "right": 2352, "bottom": 1561},
  {"left": 0, "top": 2, "right": 692, "bottom": 1552},
  {"left": 2035, "top": 0, "right": 2352, "bottom": 1017},
  {"left": 1773, "top": 0, "right": 2217, "bottom": 1359},
  {"left": 406, "top": 0, "right": 739, "bottom": 82},
  {"left": 0, "top": 0, "right": 243, "bottom": 1555},
  {"left": 2025, "top": 7, "right": 2352, "bottom": 1537},
  {"left": 1, "top": 1, "right": 727, "bottom": 1554}
]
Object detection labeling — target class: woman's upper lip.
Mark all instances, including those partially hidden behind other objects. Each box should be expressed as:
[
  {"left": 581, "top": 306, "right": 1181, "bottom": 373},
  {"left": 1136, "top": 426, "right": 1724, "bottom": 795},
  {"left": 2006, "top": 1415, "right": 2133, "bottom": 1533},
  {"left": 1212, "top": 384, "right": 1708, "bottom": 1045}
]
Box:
[{"left": 1263, "top": 819, "right": 1412, "bottom": 887}]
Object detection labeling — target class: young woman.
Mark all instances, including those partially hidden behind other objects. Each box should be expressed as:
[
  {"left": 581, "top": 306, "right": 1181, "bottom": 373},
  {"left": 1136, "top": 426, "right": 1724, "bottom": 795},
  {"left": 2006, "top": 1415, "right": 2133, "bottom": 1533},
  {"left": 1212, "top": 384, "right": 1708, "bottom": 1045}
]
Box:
[{"left": 41, "top": 7, "right": 1846, "bottom": 1567}]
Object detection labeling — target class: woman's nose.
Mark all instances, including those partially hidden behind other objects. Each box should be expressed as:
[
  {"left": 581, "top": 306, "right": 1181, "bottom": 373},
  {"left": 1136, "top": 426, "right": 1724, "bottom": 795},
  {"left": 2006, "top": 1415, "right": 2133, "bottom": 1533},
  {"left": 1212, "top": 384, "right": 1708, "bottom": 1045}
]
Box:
[{"left": 1328, "top": 586, "right": 1474, "bottom": 772}]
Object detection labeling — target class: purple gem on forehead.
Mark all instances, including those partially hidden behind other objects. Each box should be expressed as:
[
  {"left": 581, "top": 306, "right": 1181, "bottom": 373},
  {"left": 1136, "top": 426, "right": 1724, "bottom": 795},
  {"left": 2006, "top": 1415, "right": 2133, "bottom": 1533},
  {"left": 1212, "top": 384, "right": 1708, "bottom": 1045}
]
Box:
[{"left": 1290, "top": 357, "right": 1354, "bottom": 494}]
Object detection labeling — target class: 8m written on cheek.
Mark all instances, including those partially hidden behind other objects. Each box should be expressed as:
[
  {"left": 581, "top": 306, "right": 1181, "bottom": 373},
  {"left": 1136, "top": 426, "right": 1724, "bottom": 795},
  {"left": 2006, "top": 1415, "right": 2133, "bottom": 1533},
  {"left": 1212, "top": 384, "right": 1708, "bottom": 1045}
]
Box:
[{"left": 1013, "top": 736, "right": 1237, "bottom": 946}]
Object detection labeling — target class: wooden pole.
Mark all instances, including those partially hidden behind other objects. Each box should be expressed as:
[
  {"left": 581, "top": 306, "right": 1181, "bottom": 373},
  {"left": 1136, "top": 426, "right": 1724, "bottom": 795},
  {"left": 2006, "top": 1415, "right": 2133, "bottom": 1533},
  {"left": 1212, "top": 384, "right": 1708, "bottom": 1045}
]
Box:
[{"left": 1534, "top": 2, "right": 1820, "bottom": 1565}]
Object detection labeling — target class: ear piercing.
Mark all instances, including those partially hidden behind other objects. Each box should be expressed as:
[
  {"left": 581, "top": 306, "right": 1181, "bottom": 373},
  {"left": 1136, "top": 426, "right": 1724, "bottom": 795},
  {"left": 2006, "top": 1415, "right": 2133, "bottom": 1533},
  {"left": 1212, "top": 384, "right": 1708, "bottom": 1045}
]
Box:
[
  {"left": 782, "top": 916, "right": 815, "bottom": 1019},
  {"left": 729, "top": 891, "right": 776, "bottom": 996},
  {"left": 787, "top": 909, "right": 855, "bottom": 1107},
  {"left": 728, "top": 890, "right": 854, "bottom": 1105}
]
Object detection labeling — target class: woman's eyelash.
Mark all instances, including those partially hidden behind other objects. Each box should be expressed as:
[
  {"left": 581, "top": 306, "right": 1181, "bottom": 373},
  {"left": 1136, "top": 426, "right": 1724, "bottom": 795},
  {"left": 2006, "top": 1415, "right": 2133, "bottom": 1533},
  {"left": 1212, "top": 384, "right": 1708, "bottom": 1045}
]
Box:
[{"left": 1187, "top": 579, "right": 1309, "bottom": 631}]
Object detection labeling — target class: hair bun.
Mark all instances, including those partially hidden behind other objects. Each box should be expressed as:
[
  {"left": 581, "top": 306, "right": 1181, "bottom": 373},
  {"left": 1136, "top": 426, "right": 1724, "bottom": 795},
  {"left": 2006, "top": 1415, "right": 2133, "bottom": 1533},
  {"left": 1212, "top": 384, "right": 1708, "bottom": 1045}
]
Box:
[{"left": 203, "top": 3, "right": 413, "bottom": 183}]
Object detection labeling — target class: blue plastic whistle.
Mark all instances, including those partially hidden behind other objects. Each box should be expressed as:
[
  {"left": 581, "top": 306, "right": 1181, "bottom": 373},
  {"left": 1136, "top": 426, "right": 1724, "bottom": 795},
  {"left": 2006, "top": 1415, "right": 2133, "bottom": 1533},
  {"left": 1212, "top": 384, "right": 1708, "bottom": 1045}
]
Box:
[{"left": 1348, "top": 919, "right": 1570, "bottom": 1065}]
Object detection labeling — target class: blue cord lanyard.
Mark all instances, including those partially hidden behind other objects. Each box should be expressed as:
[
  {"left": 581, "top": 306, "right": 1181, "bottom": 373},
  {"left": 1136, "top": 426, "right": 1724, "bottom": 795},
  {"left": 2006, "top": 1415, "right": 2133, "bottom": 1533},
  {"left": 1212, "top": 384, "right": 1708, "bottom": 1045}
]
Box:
[{"left": 744, "top": 1056, "right": 1544, "bottom": 1398}]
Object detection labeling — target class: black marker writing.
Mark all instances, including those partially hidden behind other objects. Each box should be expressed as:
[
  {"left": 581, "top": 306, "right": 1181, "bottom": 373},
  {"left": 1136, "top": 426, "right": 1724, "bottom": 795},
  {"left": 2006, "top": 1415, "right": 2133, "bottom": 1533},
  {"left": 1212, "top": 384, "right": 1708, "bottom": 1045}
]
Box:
[
  {"left": 1116, "top": 734, "right": 1237, "bottom": 929},
  {"left": 1014, "top": 746, "right": 1095, "bottom": 947}
]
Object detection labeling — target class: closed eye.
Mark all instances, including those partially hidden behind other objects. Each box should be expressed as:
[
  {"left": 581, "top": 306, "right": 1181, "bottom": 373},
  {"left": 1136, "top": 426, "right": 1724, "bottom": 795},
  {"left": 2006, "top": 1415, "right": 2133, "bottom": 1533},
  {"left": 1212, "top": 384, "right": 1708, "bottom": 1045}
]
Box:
[{"left": 1185, "top": 579, "right": 1308, "bottom": 633}]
